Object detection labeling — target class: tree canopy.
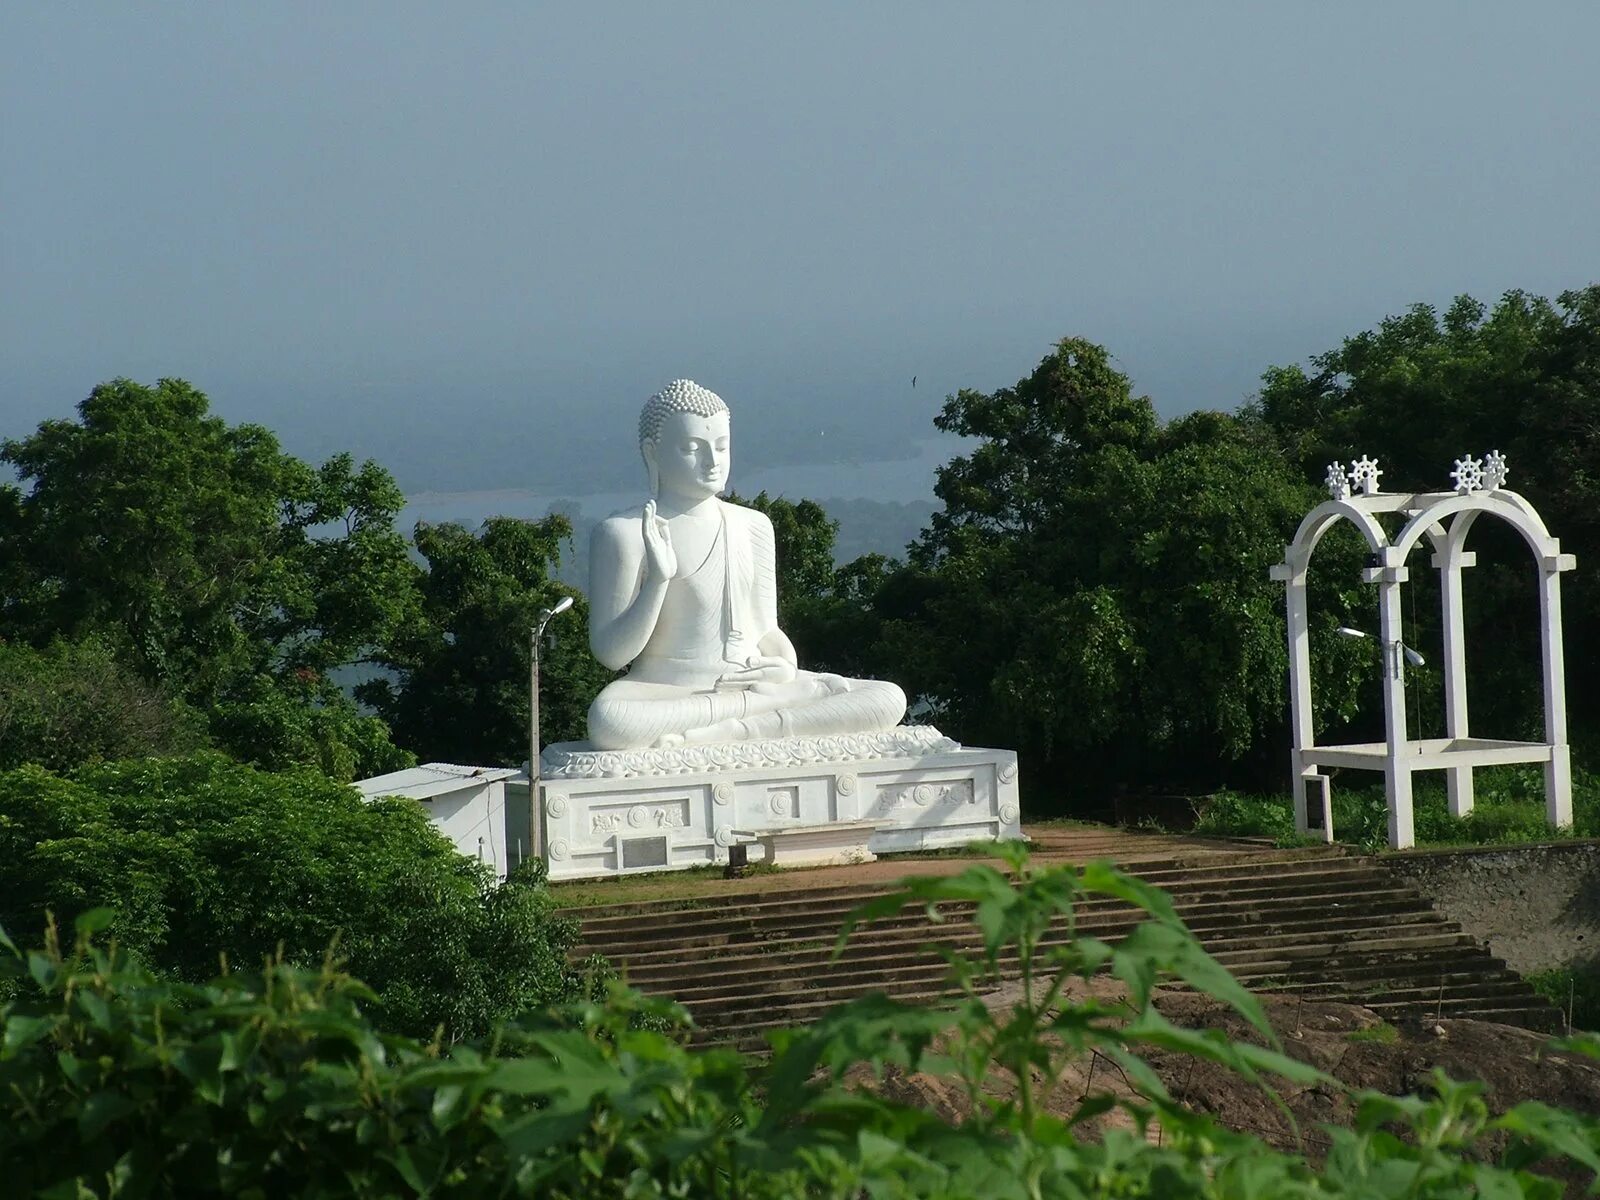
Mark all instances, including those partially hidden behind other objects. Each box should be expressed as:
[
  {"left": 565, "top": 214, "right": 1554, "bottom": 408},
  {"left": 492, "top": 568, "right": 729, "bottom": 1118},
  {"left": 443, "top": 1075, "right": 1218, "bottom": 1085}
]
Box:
[
  {"left": 359, "top": 515, "right": 612, "bottom": 765},
  {"left": 0, "top": 378, "right": 417, "bottom": 779},
  {"left": 856, "top": 339, "right": 1368, "bottom": 795}
]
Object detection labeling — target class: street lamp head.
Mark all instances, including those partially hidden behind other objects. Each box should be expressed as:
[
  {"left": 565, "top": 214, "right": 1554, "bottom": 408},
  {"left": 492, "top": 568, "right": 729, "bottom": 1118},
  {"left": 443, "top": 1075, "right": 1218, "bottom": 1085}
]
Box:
[
  {"left": 538, "top": 595, "right": 576, "bottom": 624},
  {"left": 1336, "top": 626, "right": 1368, "bottom": 639},
  {"left": 1402, "top": 645, "right": 1426, "bottom": 669}
]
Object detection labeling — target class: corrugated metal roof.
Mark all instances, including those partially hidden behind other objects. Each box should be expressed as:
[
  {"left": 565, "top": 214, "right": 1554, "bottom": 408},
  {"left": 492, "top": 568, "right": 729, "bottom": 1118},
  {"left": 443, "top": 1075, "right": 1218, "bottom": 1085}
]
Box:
[{"left": 353, "top": 762, "right": 524, "bottom": 802}]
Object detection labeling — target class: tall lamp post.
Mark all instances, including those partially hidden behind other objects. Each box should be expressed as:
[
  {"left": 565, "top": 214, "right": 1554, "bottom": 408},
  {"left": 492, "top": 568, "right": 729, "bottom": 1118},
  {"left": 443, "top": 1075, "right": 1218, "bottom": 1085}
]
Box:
[{"left": 529, "top": 595, "right": 575, "bottom": 867}]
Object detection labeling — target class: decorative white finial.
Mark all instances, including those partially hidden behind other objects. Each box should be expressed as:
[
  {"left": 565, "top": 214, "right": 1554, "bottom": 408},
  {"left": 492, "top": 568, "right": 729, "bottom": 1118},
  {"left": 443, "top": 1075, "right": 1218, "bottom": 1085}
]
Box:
[
  {"left": 1451, "top": 454, "right": 1485, "bottom": 494},
  {"left": 1483, "top": 450, "right": 1509, "bottom": 491},
  {"left": 1350, "top": 455, "right": 1382, "bottom": 496},
  {"left": 1324, "top": 461, "right": 1350, "bottom": 501}
]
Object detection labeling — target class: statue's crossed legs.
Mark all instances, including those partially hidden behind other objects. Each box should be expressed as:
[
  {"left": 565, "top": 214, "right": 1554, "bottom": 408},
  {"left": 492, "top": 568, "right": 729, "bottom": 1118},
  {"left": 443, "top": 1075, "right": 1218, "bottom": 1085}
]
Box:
[{"left": 587, "top": 674, "right": 907, "bottom": 750}]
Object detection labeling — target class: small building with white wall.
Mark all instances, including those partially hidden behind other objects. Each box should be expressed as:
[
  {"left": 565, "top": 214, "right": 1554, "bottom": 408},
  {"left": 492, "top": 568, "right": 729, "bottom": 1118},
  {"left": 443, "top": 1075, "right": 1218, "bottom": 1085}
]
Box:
[{"left": 353, "top": 763, "right": 531, "bottom": 879}]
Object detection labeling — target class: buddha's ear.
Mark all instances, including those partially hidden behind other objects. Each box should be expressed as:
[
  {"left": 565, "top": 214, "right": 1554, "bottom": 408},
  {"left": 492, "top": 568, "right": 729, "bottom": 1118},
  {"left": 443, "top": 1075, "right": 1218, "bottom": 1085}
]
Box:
[{"left": 641, "top": 438, "right": 660, "bottom": 497}]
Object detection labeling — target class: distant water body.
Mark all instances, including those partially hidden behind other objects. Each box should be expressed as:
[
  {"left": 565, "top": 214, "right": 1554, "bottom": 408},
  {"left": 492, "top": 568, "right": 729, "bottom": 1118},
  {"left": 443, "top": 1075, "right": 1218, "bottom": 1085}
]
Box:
[{"left": 398, "top": 436, "right": 960, "bottom": 531}]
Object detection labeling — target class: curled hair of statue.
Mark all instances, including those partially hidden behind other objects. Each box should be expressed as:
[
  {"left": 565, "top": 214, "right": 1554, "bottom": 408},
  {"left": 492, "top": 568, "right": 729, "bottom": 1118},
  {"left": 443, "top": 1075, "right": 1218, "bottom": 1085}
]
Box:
[{"left": 638, "top": 379, "right": 729, "bottom": 446}]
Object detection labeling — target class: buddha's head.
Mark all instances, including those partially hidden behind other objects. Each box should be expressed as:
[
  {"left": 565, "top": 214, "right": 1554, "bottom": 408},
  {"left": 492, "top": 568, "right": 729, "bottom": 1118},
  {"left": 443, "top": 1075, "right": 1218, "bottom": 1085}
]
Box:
[{"left": 639, "top": 379, "right": 731, "bottom": 501}]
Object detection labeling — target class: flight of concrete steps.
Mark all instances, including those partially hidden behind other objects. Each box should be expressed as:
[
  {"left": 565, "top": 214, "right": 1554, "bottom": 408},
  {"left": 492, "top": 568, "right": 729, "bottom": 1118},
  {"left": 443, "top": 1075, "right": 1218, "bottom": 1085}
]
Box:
[{"left": 573, "top": 847, "right": 1563, "bottom": 1050}]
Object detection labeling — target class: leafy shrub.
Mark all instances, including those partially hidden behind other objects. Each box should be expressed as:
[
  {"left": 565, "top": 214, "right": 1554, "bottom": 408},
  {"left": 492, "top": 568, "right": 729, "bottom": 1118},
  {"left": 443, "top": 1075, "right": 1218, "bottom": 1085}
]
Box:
[
  {"left": 1194, "top": 767, "right": 1600, "bottom": 851},
  {"left": 1413, "top": 765, "right": 1600, "bottom": 846},
  {"left": 0, "top": 636, "right": 208, "bottom": 772},
  {"left": 0, "top": 753, "right": 579, "bottom": 1038},
  {"left": 208, "top": 673, "right": 415, "bottom": 783},
  {"left": 3, "top": 851, "right": 1598, "bottom": 1198},
  {"left": 1527, "top": 962, "right": 1600, "bottom": 1034},
  {"left": 1193, "top": 790, "right": 1296, "bottom": 839}
]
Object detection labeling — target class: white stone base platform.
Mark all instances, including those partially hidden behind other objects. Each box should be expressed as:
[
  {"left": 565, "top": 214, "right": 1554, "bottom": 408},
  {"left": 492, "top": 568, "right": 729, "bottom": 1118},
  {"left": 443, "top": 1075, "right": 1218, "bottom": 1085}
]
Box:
[{"left": 536, "top": 727, "right": 1022, "bottom": 881}]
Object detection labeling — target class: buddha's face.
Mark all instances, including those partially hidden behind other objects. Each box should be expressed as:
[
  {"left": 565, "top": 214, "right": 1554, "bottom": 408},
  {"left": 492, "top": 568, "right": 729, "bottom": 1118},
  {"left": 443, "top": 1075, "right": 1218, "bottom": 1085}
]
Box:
[{"left": 646, "top": 410, "right": 731, "bottom": 501}]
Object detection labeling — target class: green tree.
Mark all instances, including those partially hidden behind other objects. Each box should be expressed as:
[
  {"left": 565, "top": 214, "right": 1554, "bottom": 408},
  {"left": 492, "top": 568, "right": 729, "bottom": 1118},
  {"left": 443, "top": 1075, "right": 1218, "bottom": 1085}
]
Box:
[
  {"left": 207, "top": 673, "right": 413, "bottom": 782},
  {"left": 0, "top": 636, "right": 208, "bottom": 772},
  {"left": 891, "top": 338, "right": 1368, "bottom": 799},
  {"left": 0, "top": 753, "right": 581, "bottom": 1039},
  {"left": 1249, "top": 287, "right": 1600, "bottom": 751},
  {"left": 0, "top": 378, "right": 416, "bottom": 776},
  {"left": 361, "top": 516, "right": 612, "bottom": 766}
]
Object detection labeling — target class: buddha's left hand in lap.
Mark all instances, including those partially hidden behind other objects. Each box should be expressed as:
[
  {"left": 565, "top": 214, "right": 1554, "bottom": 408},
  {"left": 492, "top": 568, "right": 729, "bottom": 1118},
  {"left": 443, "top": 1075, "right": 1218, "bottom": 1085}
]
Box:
[{"left": 716, "top": 655, "right": 799, "bottom": 687}]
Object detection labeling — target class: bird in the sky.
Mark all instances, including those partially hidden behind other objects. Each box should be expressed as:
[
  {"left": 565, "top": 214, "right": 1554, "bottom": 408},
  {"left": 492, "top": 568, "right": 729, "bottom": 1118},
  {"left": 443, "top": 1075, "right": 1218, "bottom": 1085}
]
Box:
[{"left": 911, "top": 375, "right": 917, "bottom": 388}]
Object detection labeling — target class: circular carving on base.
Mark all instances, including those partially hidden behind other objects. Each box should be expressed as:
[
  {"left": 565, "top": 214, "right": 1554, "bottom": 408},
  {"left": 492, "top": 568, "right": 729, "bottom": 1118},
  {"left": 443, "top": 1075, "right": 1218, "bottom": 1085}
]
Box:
[
  {"left": 713, "top": 782, "right": 734, "bottom": 805},
  {"left": 998, "top": 760, "right": 1018, "bottom": 784},
  {"left": 998, "top": 803, "right": 1020, "bottom": 826},
  {"left": 545, "top": 795, "right": 568, "bottom": 818},
  {"left": 715, "top": 826, "right": 735, "bottom": 847},
  {"left": 627, "top": 805, "right": 648, "bottom": 828},
  {"left": 549, "top": 838, "right": 570, "bottom": 860},
  {"left": 913, "top": 783, "right": 934, "bottom": 806},
  {"left": 769, "top": 794, "right": 790, "bottom": 817},
  {"left": 836, "top": 773, "right": 857, "bottom": 796}
]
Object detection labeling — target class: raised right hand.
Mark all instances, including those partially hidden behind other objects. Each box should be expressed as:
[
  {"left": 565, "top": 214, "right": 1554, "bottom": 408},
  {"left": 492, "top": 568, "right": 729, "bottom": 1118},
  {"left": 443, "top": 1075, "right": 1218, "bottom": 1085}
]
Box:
[{"left": 642, "top": 500, "right": 678, "bottom": 581}]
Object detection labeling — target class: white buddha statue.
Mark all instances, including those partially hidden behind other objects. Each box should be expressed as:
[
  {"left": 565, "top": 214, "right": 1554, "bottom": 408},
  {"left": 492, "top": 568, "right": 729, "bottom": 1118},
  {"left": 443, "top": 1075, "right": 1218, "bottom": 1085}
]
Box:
[{"left": 585, "top": 380, "right": 907, "bottom": 750}]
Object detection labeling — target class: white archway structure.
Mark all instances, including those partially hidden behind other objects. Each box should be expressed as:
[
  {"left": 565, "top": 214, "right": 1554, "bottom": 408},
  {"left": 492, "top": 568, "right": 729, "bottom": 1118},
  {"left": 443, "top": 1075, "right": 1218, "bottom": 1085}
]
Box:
[{"left": 1269, "top": 453, "right": 1575, "bottom": 849}]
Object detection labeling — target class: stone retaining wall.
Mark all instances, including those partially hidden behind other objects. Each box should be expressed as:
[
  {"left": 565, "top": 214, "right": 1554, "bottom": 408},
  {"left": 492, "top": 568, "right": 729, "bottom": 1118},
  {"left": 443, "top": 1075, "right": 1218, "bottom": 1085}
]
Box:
[{"left": 1382, "top": 842, "right": 1600, "bottom": 973}]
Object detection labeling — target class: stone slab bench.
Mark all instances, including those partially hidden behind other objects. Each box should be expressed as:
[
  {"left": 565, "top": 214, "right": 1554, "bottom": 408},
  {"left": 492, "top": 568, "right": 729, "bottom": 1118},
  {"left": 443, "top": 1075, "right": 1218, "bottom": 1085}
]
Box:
[{"left": 729, "top": 819, "right": 893, "bottom": 868}]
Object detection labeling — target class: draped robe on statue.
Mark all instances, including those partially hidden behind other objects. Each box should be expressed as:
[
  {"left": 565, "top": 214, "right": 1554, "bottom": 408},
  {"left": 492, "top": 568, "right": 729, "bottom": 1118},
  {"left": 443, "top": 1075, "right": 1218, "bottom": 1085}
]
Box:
[{"left": 586, "top": 500, "right": 905, "bottom": 750}]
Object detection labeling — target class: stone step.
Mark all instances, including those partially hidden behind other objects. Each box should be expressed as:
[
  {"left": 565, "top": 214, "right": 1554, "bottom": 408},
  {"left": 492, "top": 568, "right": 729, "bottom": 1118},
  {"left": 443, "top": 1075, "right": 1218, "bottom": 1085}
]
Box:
[
  {"left": 1233, "top": 955, "right": 1513, "bottom": 989},
  {"left": 650, "top": 951, "right": 1521, "bottom": 1013},
  {"left": 1364, "top": 993, "right": 1562, "bottom": 1022},
  {"left": 577, "top": 877, "right": 1419, "bottom": 956},
  {"left": 1208, "top": 932, "right": 1480, "bottom": 972},
  {"left": 611, "top": 906, "right": 1453, "bottom": 988},
  {"left": 636, "top": 922, "right": 1512, "bottom": 1005},
  {"left": 576, "top": 845, "right": 1557, "bottom": 1045},
  {"left": 573, "top": 855, "right": 1374, "bottom": 929},
  {"left": 689, "top": 975, "right": 1562, "bottom": 1046},
  {"left": 564, "top": 845, "right": 1347, "bottom": 920}
]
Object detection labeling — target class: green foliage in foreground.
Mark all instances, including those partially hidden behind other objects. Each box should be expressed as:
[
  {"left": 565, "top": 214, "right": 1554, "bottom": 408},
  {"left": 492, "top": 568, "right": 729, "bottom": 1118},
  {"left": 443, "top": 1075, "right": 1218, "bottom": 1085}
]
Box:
[
  {"left": 4, "top": 851, "right": 1599, "bottom": 1198},
  {"left": 0, "top": 754, "right": 581, "bottom": 1039},
  {"left": 1193, "top": 766, "right": 1600, "bottom": 850}
]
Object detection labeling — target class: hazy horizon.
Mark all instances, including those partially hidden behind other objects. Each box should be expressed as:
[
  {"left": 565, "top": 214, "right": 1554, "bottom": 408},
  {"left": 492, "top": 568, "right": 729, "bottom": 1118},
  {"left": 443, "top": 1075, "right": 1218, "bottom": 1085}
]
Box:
[{"left": 5, "top": 4, "right": 1598, "bottom": 497}]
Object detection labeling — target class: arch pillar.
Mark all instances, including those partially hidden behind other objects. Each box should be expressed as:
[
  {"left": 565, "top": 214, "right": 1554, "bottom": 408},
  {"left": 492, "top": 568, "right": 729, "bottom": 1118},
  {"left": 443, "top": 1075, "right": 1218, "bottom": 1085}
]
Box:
[
  {"left": 1540, "top": 547, "right": 1576, "bottom": 829},
  {"left": 1431, "top": 518, "right": 1477, "bottom": 817},
  {"left": 1373, "top": 555, "right": 1415, "bottom": 849}
]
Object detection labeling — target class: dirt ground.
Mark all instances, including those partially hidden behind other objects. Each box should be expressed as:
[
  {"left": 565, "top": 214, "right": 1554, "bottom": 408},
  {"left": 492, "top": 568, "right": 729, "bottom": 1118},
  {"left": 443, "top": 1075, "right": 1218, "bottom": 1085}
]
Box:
[{"left": 847, "top": 979, "right": 1600, "bottom": 1189}]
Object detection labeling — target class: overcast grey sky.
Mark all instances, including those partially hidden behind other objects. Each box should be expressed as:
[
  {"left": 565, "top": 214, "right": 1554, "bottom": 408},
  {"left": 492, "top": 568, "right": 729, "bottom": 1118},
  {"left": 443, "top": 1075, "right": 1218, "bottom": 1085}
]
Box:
[{"left": 4, "top": 3, "right": 1597, "bottom": 496}]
